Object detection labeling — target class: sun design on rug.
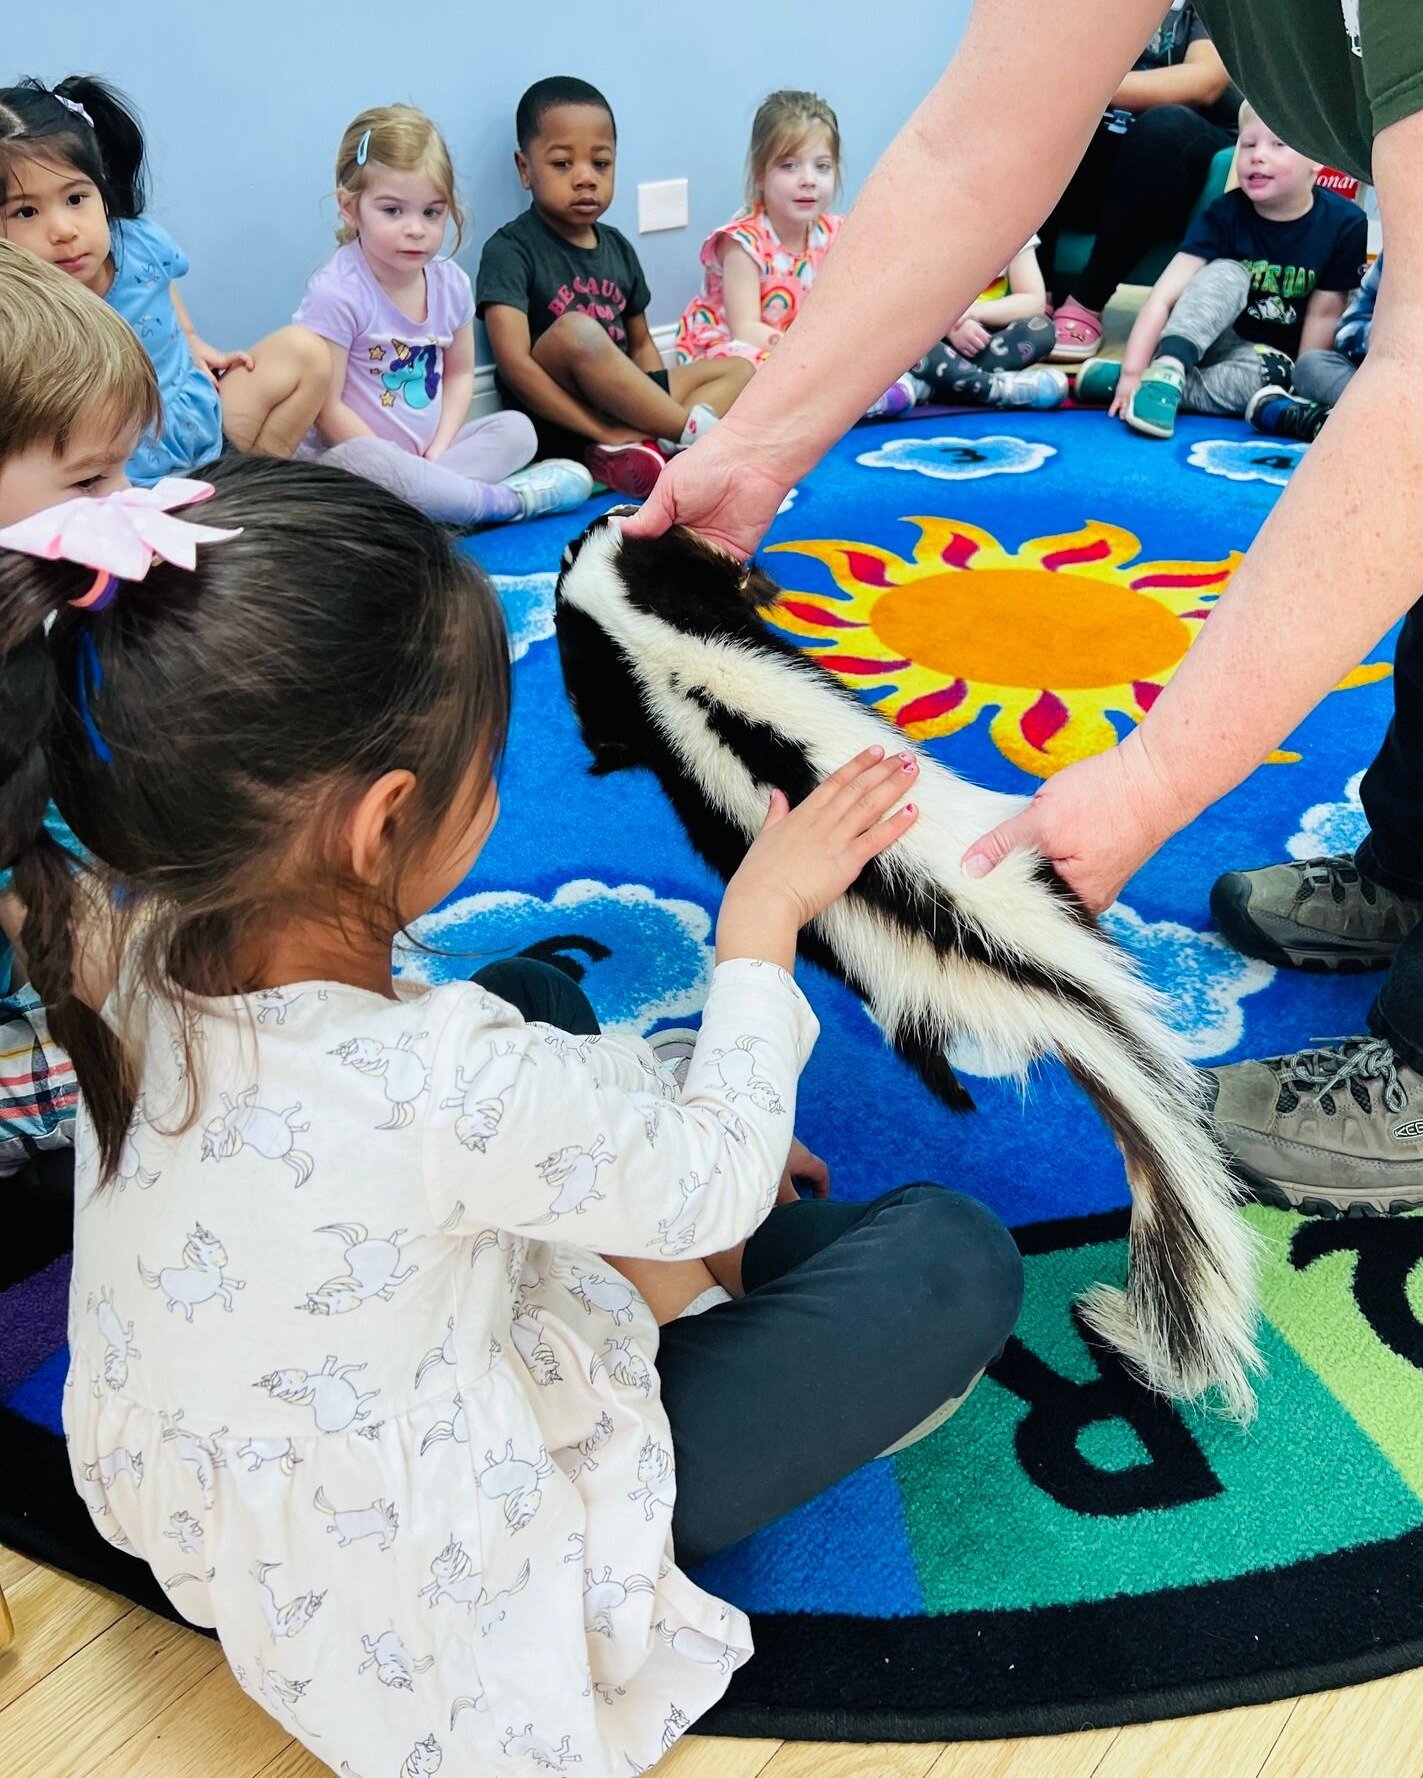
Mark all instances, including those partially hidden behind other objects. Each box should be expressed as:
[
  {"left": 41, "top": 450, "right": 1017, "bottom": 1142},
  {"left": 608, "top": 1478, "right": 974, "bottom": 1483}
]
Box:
[{"left": 767, "top": 517, "right": 1390, "bottom": 778}]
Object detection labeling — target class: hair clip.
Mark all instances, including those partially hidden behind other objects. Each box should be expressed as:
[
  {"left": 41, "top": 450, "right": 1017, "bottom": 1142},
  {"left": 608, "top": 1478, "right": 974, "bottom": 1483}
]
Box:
[
  {"left": 52, "top": 91, "right": 94, "bottom": 129},
  {"left": 355, "top": 128, "right": 372, "bottom": 166},
  {"left": 0, "top": 477, "right": 241, "bottom": 597}
]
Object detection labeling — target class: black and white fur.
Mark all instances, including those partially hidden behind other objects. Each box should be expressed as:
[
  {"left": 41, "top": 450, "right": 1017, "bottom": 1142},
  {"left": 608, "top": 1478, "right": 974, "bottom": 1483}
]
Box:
[{"left": 555, "top": 514, "right": 1262, "bottom": 1420}]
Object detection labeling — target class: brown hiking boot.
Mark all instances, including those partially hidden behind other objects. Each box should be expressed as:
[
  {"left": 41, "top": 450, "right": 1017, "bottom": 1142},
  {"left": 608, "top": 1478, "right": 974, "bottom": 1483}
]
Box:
[{"left": 1210, "top": 854, "right": 1423, "bottom": 972}]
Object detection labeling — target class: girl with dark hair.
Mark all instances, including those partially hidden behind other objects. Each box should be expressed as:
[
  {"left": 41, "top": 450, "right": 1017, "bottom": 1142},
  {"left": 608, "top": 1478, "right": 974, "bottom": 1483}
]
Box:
[
  {"left": 1, "top": 456, "right": 1020, "bottom": 1771},
  {"left": 0, "top": 76, "right": 329, "bottom": 482}
]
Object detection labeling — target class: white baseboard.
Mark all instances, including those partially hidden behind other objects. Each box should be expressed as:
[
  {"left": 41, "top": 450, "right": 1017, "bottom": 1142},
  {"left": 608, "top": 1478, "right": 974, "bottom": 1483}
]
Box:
[{"left": 471, "top": 322, "right": 681, "bottom": 417}]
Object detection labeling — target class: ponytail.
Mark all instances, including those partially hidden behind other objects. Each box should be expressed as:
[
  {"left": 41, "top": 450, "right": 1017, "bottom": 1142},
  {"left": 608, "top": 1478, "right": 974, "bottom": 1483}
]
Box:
[
  {"left": 0, "top": 551, "right": 135, "bottom": 1181},
  {"left": 0, "top": 74, "right": 147, "bottom": 221}
]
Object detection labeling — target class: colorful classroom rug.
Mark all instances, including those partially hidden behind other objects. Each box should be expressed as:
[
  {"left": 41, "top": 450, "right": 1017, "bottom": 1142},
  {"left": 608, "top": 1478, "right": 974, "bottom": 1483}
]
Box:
[{"left": 3, "top": 408, "right": 1421, "bottom": 1742}]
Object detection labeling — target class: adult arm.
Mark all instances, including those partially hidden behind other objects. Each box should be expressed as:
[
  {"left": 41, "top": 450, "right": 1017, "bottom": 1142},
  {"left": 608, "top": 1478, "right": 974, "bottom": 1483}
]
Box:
[
  {"left": 624, "top": 0, "right": 1167, "bottom": 556},
  {"left": 963, "top": 109, "right": 1423, "bottom": 911},
  {"left": 424, "top": 321, "right": 475, "bottom": 461},
  {"left": 1111, "top": 39, "right": 1231, "bottom": 113}
]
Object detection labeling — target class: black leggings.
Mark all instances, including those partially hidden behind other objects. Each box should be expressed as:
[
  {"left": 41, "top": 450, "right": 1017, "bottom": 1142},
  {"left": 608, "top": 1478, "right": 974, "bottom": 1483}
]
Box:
[
  {"left": 915, "top": 316, "right": 1056, "bottom": 404},
  {"left": 1041, "top": 106, "right": 1234, "bottom": 313},
  {"left": 476, "top": 957, "right": 1026, "bottom": 1566}
]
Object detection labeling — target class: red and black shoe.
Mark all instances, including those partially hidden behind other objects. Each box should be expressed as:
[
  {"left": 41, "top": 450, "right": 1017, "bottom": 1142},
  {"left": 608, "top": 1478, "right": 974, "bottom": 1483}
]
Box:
[{"left": 584, "top": 439, "right": 666, "bottom": 500}]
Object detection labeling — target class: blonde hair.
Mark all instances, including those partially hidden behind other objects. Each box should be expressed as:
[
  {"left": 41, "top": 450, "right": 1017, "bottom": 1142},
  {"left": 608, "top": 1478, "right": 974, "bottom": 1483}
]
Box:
[
  {"left": 334, "top": 105, "right": 464, "bottom": 250},
  {"left": 0, "top": 238, "right": 159, "bottom": 461},
  {"left": 746, "top": 90, "right": 842, "bottom": 206}
]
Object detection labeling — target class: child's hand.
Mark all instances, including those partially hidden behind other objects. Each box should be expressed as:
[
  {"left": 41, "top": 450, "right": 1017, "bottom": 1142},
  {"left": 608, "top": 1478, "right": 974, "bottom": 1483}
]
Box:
[
  {"left": 1109, "top": 370, "right": 1140, "bottom": 419},
  {"left": 777, "top": 1136, "right": 830, "bottom": 1203},
  {"left": 190, "top": 339, "right": 256, "bottom": 384},
  {"left": 718, "top": 745, "right": 919, "bottom": 963},
  {"left": 947, "top": 317, "right": 991, "bottom": 358}
]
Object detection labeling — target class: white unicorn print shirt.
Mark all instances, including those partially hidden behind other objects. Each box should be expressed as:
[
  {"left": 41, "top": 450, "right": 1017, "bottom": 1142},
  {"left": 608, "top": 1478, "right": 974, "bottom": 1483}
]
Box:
[{"left": 65, "top": 957, "right": 817, "bottom": 1777}]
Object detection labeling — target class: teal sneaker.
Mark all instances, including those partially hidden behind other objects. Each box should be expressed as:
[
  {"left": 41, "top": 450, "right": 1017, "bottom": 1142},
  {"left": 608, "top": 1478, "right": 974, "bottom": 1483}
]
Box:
[
  {"left": 1073, "top": 357, "right": 1121, "bottom": 406},
  {"left": 504, "top": 458, "right": 595, "bottom": 522},
  {"left": 1125, "top": 360, "right": 1185, "bottom": 438}
]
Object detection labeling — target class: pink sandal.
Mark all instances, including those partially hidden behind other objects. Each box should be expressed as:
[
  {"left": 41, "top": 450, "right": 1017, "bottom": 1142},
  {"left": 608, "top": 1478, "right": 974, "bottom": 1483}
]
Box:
[{"left": 1050, "top": 297, "right": 1103, "bottom": 364}]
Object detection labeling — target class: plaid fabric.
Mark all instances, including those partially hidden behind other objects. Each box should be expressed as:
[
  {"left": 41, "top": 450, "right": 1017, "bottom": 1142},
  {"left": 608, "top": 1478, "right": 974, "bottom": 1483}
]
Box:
[{"left": 0, "top": 985, "right": 76, "bottom": 1176}]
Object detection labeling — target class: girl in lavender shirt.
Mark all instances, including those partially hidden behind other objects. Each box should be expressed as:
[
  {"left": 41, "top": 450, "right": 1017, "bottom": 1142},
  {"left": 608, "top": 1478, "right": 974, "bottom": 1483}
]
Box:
[{"left": 296, "top": 105, "right": 591, "bottom": 527}]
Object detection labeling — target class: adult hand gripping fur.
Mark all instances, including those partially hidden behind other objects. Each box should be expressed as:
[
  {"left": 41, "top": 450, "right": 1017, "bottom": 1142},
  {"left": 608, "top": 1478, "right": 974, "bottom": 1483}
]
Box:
[{"left": 554, "top": 512, "right": 1263, "bottom": 1422}]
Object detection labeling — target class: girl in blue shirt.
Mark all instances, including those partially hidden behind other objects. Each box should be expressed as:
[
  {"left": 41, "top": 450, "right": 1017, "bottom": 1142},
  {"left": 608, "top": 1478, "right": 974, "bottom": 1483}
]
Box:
[{"left": 0, "top": 76, "right": 329, "bottom": 484}]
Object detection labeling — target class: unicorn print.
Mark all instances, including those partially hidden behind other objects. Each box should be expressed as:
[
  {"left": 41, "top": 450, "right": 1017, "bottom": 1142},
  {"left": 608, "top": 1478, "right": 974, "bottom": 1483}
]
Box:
[
  {"left": 330, "top": 1030, "right": 430, "bottom": 1130},
  {"left": 298, "top": 1223, "right": 417, "bottom": 1315},
  {"left": 358, "top": 1627, "right": 433, "bottom": 1689},
  {"left": 711, "top": 1036, "right": 784, "bottom": 1113},
  {"left": 538, "top": 1031, "right": 598, "bottom": 1064},
  {"left": 655, "top": 1621, "right": 737, "bottom": 1673},
  {"left": 560, "top": 1411, "right": 614, "bottom": 1481},
  {"left": 500, "top": 1725, "right": 582, "bottom": 1770},
  {"left": 588, "top": 1337, "right": 653, "bottom": 1395},
  {"left": 237, "top": 1436, "right": 301, "bottom": 1475},
  {"left": 202, "top": 1087, "right": 314, "bottom": 1186},
  {"left": 234, "top": 1656, "right": 318, "bottom": 1737},
  {"left": 138, "top": 1224, "right": 245, "bottom": 1319},
  {"left": 628, "top": 1439, "right": 675, "bottom": 1522},
  {"left": 510, "top": 1306, "right": 562, "bottom": 1385},
  {"left": 255, "top": 986, "right": 329, "bottom": 1025},
  {"left": 419, "top": 1395, "right": 468, "bottom": 1455},
  {"left": 582, "top": 1566, "right": 653, "bottom": 1637},
  {"left": 83, "top": 1446, "right": 143, "bottom": 1494},
  {"left": 565, "top": 1268, "right": 637, "bottom": 1325},
  {"left": 656, "top": 1170, "right": 717, "bottom": 1256},
  {"left": 661, "top": 1705, "right": 691, "bottom": 1753},
  {"left": 478, "top": 1441, "right": 554, "bottom": 1532},
  {"left": 399, "top": 1734, "right": 443, "bottom": 1778},
  {"left": 414, "top": 1317, "right": 456, "bottom": 1388},
  {"left": 476, "top": 1559, "right": 531, "bottom": 1636},
  {"left": 440, "top": 1041, "right": 528, "bottom": 1151},
  {"left": 160, "top": 1410, "right": 227, "bottom": 1507},
  {"left": 115, "top": 1100, "right": 159, "bottom": 1190},
  {"left": 450, "top": 1691, "right": 487, "bottom": 1726},
  {"left": 164, "top": 1511, "right": 205, "bottom": 1558},
  {"left": 88, "top": 1287, "right": 140, "bottom": 1389},
  {"left": 255, "top": 1354, "right": 379, "bottom": 1432},
  {"left": 534, "top": 1136, "right": 615, "bottom": 1221},
  {"left": 419, "top": 1536, "right": 482, "bottom": 1610},
  {"left": 314, "top": 1487, "right": 398, "bottom": 1550},
  {"left": 254, "top": 1560, "right": 327, "bottom": 1641}
]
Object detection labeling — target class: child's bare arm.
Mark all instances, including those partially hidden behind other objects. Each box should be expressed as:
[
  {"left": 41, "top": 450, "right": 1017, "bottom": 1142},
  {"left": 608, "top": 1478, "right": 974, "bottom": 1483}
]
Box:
[
  {"left": 424, "top": 322, "right": 475, "bottom": 461},
  {"left": 625, "top": 312, "right": 666, "bottom": 377},
  {"left": 968, "top": 245, "right": 1049, "bottom": 326},
  {"left": 1299, "top": 287, "right": 1348, "bottom": 359},
  {"left": 483, "top": 304, "right": 621, "bottom": 442},
  {"left": 313, "top": 341, "right": 375, "bottom": 445},
  {"left": 721, "top": 242, "right": 779, "bottom": 351}
]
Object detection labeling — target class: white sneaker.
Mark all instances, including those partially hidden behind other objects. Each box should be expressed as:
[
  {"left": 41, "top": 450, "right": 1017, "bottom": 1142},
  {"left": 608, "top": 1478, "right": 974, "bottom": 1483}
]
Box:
[{"left": 503, "top": 458, "right": 595, "bottom": 522}]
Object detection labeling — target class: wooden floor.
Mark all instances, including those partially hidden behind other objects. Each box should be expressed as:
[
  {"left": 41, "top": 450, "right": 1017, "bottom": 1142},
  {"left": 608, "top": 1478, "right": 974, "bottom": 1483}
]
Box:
[{"left": 2, "top": 1545, "right": 1421, "bottom": 1778}]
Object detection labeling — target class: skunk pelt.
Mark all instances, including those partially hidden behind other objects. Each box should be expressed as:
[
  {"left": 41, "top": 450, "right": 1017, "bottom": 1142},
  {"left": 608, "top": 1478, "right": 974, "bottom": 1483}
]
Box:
[{"left": 555, "top": 513, "right": 1262, "bottom": 1421}]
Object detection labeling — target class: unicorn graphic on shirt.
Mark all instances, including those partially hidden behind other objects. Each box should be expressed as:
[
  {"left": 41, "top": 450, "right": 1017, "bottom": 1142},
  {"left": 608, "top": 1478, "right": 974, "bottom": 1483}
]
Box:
[
  {"left": 478, "top": 1440, "right": 554, "bottom": 1532},
  {"left": 510, "top": 1305, "right": 562, "bottom": 1385},
  {"left": 441, "top": 1040, "right": 528, "bottom": 1151},
  {"left": 255, "top": 986, "right": 329, "bottom": 1025},
  {"left": 255, "top": 1354, "right": 379, "bottom": 1432},
  {"left": 419, "top": 1536, "right": 483, "bottom": 1610},
  {"left": 419, "top": 1394, "right": 468, "bottom": 1455},
  {"left": 628, "top": 1438, "right": 675, "bottom": 1522},
  {"left": 87, "top": 1286, "right": 141, "bottom": 1390},
  {"left": 297, "top": 1223, "right": 417, "bottom": 1314},
  {"left": 655, "top": 1620, "right": 737, "bottom": 1672},
  {"left": 414, "top": 1317, "right": 457, "bottom": 1388},
  {"left": 138, "top": 1224, "right": 245, "bottom": 1319},
  {"left": 500, "top": 1724, "right": 582, "bottom": 1770},
  {"left": 253, "top": 1560, "right": 326, "bottom": 1641},
  {"left": 314, "top": 1487, "right": 398, "bottom": 1550},
  {"left": 476, "top": 1559, "right": 531, "bottom": 1636},
  {"left": 588, "top": 1336, "right": 653, "bottom": 1394},
  {"left": 581, "top": 1566, "right": 654, "bottom": 1637},
  {"left": 564, "top": 1266, "right": 637, "bottom": 1325},
  {"left": 381, "top": 339, "right": 441, "bottom": 410},
  {"left": 711, "top": 1036, "right": 784, "bottom": 1112},
  {"left": 164, "top": 1510, "right": 205, "bottom": 1558},
  {"left": 534, "top": 1136, "right": 614, "bottom": 1220},
  {"left": 331, "top": 1030, "right": 430, "bottom": 1129},
  {"left": 237, "top": 1436, "right": 301, "bottom": 1475},
  {"left": 201, "top": 1086, "right": 314, "bottom": 1186},
  {"left": 358, "top": 1626, "right": 434, "bottom": 1689},
  {"left": 656, "top": 1169, "right": 717, "bottom": 1256},
  {"left": 115, "top": 1098, "right": 159, "bottom": 1190},
  {"left": 560, "top": 1411, "right": 614, "bottom": 1481},
  {"left": 160, "top": 1409, "right": 227, "bottom": 1507}
]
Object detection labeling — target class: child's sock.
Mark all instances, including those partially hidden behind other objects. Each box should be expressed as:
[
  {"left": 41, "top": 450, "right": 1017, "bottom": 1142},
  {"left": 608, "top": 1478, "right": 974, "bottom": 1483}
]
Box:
[
  {"left": 320, "top": 438, "right": 521, "bottom": 527},
  {"left": 677, "top": 1284, "right": 733, "bottom": 1319},
  {"left": 679, "top": 402, "right": 718, "bottom": 448}
]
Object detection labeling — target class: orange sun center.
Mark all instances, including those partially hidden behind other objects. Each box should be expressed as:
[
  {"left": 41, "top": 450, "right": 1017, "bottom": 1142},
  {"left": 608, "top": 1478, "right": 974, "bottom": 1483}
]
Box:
[{"left": 871, "top": 568, "right": 1194, "bottom": 690}]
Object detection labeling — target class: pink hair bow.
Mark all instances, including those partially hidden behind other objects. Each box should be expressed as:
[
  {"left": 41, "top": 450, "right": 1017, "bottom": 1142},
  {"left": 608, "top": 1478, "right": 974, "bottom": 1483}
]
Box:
[{"left": 0, "top": 477, "right": 241, "bottom": 610}]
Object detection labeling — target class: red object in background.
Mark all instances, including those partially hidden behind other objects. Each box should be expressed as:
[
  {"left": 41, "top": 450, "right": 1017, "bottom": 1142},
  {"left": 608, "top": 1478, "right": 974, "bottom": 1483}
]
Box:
[{"left": 1316, "top": 166, "right": 1361, "bottom": 200}]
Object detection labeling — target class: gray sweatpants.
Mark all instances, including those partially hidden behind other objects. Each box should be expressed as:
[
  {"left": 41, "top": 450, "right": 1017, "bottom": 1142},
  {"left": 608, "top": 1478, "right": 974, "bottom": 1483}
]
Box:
[
  {"left": 1157, "top": 259, "right": 1293, "bottom": 418},
  {"left": 1294, "top": 347, "right": 1357, "bottom": 408}
]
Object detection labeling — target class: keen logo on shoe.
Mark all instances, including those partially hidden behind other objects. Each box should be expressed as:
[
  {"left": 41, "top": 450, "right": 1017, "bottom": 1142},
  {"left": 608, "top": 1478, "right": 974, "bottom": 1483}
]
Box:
[{"left": 1391, "top": 1121, "right": 1423, "bottom": 1140}]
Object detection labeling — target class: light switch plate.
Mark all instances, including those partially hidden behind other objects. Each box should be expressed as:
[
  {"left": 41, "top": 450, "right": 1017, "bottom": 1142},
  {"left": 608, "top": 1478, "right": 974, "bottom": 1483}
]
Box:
[{"left": 638, "top": 178, "right": 689, "bottom": 233}]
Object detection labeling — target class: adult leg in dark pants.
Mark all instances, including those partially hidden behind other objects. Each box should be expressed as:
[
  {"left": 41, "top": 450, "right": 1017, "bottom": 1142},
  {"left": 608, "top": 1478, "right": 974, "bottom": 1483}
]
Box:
[
  {"left": 661, "top": 1184, "right": 1024, "bottom": 1565},
  {"left": 1206, "top": 600, "right": 1423, "bottom": 1213}
]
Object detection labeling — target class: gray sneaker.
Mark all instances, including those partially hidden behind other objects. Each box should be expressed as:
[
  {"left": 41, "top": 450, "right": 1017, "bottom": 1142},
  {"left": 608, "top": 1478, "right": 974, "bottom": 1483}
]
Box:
[
  {"left": 1210, "top": 853, "right": 1423, "bottom": 972},
  {"left": 1202, "top": 1036, "right": 1423, "bottom": 1216}
]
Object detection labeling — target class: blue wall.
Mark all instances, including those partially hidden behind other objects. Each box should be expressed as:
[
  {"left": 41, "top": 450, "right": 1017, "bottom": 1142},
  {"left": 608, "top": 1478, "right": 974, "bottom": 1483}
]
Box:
[{"left": 23, "top": 1, "right": 968, "bottom": 347}]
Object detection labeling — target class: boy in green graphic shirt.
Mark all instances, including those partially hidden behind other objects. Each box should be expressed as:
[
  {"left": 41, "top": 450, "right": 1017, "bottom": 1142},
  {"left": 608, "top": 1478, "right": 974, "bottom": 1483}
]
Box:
[{"left": 1077, "top": 103, "right": 1367, "bottom": 437}]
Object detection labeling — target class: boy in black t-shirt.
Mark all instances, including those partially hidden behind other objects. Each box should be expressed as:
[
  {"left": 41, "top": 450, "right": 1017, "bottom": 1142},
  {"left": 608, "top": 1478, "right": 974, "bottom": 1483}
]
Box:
[
  {"left": 1075, "top": 106, "right": 1366, "bottom": 438},
  {"left": 478, "top": 78, "right": 753, "bottom": 498}
]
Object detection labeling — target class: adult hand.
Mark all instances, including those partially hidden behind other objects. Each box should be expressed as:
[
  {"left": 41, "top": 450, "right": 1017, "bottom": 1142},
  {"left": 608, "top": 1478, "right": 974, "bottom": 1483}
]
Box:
[
  {"left": 620, "top": 423, "right": 795, "bottom": 558},
  {"left": 777, "top": 1135, "right": 830, "bottom": 1203},
  {"left": 947, "top": 316, "right": 991, "bottom": 357},
  {"left": 961, "top": 741, "right": 1185, "bottom": 915}
]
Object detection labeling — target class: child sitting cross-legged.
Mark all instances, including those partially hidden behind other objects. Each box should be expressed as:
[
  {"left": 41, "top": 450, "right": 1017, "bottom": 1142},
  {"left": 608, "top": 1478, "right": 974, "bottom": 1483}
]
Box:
[
  {"left": 1248, "top": 250, "right": 1382, "bottom": 444},
  {"left": 295, "top": 105, "right": 592, "bottom": 527},
  {"left": 1075, "top": 105, "right": 1366, "bottom": 438},
  {"left": 478, "top": 77, "right": 754, "bottom": 501}
]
